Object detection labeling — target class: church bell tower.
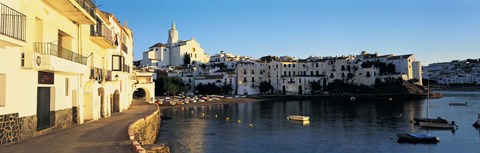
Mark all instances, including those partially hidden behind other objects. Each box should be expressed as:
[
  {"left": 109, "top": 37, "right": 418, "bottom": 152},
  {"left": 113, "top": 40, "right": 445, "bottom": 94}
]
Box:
[{"left": 168, "top": 22, "right": 178, "bottom": 45}]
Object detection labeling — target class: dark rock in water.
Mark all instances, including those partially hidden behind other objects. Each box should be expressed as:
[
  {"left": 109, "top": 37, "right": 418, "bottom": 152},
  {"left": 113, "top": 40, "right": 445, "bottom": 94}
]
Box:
[
  {"left": 161, "top": 115, "right": 172, "bottom": 120},
  {"left": 473, "top": 122, "right": 480, "bottom": 128}
]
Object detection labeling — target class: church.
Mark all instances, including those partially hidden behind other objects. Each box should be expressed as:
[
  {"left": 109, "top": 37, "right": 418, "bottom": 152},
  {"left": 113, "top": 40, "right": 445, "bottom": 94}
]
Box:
[{"left": 140, "top": 23, "right": 209, "bottom": 67}]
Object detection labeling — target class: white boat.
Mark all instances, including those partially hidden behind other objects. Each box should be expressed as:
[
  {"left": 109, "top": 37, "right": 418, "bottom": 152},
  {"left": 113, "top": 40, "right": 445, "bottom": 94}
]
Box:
[
  {"left": 287, "top": 115, "right": 310, "bottom": 121},
  {"left": 419, "top": 121, "right": 456, "bottom": 129},
  {"left": 169, "top": 101, "right": 176, "bottom": 106}
]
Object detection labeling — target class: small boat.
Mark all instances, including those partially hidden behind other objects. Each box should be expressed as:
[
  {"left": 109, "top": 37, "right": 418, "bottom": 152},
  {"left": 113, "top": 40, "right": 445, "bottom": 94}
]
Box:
[
  {"left": 287, "top": 115, "right": 310, "bottom": 121},
  {"left": 413, "top": 117, "right": 448, "bottom": 124},
  {"left": 169, "top": 101, "right": 176, "bottom": 106},
  {"left": 449, "top": 102, "right": 468, "bottom": 106},
  {"left": 397, "top": 133, "right": 440, "bottom": 144},
  {"left": 198, "top": 99, "right": 205, "bottom": 103},
  {"left": 419, "top": 121, "right": 457, "bottom": 129},
  {"left": 350, "top": 96, "right": 356, "bottom": 101}
]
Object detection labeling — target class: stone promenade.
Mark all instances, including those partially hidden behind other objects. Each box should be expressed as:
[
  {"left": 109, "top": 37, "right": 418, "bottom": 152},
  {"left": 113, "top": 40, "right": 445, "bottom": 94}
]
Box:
[{"left": 0, "top": 99, "right": 157, "bottom": 153}]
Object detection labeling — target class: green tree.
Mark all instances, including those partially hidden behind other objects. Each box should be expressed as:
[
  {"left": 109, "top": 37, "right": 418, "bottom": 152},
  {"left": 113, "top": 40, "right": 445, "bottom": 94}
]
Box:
[
  {"left": 221, "top": 84, "right": 233, "bottom": 95},
  {"left": 154, "top": 76, "right": 188, "bottom": 96},
  {"left": 309, "top": 80, "right": 322, "bottom": 94},
  {"left": 183, "top": 52, "right": 191, "bottom": 65},
  {"left": 259, "top": 81, "right": 273, "bottom": 94}
]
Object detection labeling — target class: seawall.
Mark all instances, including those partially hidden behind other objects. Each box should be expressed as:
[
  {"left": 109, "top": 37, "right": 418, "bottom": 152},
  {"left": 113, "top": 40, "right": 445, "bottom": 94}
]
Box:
[{"left": 128, "top": 104, "right": 169, "bottom": 153}]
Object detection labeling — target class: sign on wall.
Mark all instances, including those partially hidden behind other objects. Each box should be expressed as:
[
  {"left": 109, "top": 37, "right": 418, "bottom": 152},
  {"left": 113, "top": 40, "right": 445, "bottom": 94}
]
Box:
[{"left": 38, "top": 71, "right": 54, "bottom": 84}]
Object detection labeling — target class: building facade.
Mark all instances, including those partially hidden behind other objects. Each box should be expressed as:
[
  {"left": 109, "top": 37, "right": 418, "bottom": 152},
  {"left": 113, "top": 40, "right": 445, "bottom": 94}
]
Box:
[
  {"left": 0, "top": 0, "right": 150, "bottom": 146},
  {"left": 140, "top": 23, "right": 208, "bottom": 67}
]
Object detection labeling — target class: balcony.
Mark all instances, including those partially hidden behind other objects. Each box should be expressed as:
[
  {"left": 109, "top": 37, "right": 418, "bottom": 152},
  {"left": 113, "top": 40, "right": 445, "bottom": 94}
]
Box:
[
  {"left": 42, "top": 0, "right": 96, "bottom": 24},
  {"left": 90, "top": 24, "right": 115, "bottom": 48},
  {"left": 121, "top": 43, "right": 128, "bottom": 54},
  {"left": 0, "top": 3, "right": 26, "bottom": 46},
  {"left": 32, "top": 42, "right": 87, "bottom": 74}
]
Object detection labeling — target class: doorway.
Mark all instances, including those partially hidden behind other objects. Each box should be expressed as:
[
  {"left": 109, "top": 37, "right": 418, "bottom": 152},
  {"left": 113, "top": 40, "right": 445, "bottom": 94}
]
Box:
[
  {"left": 113, "top": 90, "right": 120, "bottom": 113},
  {"left": 37, "top": 87, "right": 51, "bottom": 130}
]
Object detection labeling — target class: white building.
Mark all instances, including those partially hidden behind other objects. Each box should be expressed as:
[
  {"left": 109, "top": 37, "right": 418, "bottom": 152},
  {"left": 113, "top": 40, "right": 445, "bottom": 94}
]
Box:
[
  {"left": 0, "top": 0, "right": 152, "bottom": 146},
  {"left": 140, "top": 23, "right": 208, "bottom": 67}
]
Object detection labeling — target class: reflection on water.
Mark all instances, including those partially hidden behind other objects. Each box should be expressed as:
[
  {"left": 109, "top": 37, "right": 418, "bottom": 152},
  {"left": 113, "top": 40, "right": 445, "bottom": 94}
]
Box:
[{"left": 157, "top": 90, "right": 480, "bottom": 153}]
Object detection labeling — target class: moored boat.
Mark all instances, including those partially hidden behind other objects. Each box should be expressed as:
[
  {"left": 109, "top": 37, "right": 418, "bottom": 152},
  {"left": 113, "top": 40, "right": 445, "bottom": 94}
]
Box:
[
  {"left": 473, "top": 113, "right": 480, "bottom": 128},
  {"left": 287, "top": 115, "right": 310, "bottom": 121},
  {"left": 449, "top": 102, "right": 468, "bottom": 106},
  {"left": 419, "top": 121, "right": 457, "bottom": 129},
  {"left": 397, "top": 133, "right": 440, "bottom": 144},
  {"left": 413, "top": 117, "right": 448, "bottom": 124}
]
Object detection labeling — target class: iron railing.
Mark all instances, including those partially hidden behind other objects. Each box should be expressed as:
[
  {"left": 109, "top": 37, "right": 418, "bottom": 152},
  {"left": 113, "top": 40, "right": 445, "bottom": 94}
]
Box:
[
  {"left": 34, "top": 42, "right": 87, "bottom": 65},
  {"left": 0, "top": 2, "right": 26, "bottom": 41},
  {"left": 75, "top": 0, "right": 96, "bottom": 19},
  {"left": 91, "top": 24, "right": 114, "bottom": 45}
]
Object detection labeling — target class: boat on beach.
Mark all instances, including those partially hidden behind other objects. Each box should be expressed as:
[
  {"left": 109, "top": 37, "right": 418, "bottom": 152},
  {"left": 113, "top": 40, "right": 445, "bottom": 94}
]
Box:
[
  {"left": 449, "top": 102, "right": 468, "bottom": 106},
  {"left": 287, "top": 115, "right": 310, "bottom": 121},
  {"left": 397, "top": 133, "right": 440, "bottom": 144}
]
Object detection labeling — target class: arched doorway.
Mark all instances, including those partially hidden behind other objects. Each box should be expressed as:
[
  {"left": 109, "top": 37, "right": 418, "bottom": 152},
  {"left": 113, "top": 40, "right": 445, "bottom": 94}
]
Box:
[
  {"left": 282, "top": 86, "right": 286, "bottom": 94},
  {"left": 83, "top": 81, "right": 93, "bottom": 122},
  {"left": 133, "top": 88, "right": 146, "bottom": 99},
  {"left": 98, "top": 87, "right": 105, "bottom": 118},
  {"left": 298, "top": 85, "right": 303, "bottom": 95},
  {"left": 113, "top": 90, "right": 120, "bottom": 113}
]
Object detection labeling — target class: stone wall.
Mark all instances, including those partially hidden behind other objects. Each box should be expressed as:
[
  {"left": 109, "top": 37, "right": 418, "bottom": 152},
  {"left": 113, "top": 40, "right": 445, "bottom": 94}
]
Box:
[
  {"left": 128, "top": 104, "right": 170, "bottom": 153},
  {"left": 1, "top": 108, "right": 74, "bottom": 146},
  {"left": 0, "top": 113, "right": 21, "bottom": 145}
]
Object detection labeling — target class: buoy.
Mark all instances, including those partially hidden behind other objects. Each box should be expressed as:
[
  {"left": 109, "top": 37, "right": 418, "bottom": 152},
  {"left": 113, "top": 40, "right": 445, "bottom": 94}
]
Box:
[
  {"left": 238, "top": 120, "right": 241, "bottom": 123},
  {"left": 249, "top": 123, "right": 253, "bottom": 127}
]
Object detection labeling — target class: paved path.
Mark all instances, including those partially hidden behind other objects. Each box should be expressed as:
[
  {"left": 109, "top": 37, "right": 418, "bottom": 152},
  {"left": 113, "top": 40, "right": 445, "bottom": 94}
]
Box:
[{"left": 0, "top": 99, "right": 157, "bottom": 153}]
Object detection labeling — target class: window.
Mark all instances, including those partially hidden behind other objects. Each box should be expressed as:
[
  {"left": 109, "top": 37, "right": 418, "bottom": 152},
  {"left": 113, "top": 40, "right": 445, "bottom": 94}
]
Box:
[
  {"left": 316, "top": 63, "right": 319, "bottom": 67},
  {"left": 288, "top": 64, "right": 291, "bottom": 67},
  {"left": 0, "top": 74, "right": 5, "bottom": 107},
  {"left": 164, "top": 49, "right": 167, "bottom": 51},
  {"left": 252, "top": 77, "right": 255, "bottom": 82},
  {"left": 276, "top": 64, "right": 278, "bottom": 68},
  {"left": 289, "top": 71, "right": 291, "bottom": 76},
  {"left": 284, "top": 64, "right": 286, "bottom": 67},
  {"left": 293, "top": 64, "right": 295, "bottom": 67},
  {"left": 299, "top": 78, "right": 301, "bottom": 83},
  {"left": 112, "top": 55, "right": 122, "bottom": 71},
  {"left": 316, "top": 71, "right": 319, "bottom": 76},
  {"left": 244, "top": 69, "right": 247, "bottom": 74},
  {"left": 252, "top": 69, "right": 254, "bottom": 74},
  {"left": 243, "top": 77, "right": 247, "bottom": 82},
  {"left": 293, "top": 71, "right": 296, "bottom": 76},
  {"left": 65, "top": 78, "right": 69, "bottom": 96},
  {"left": 21, "top": 53, "right": 25, "bottom": 67},
  {"left": 310, "top": 71, "right": 313, "bottom": 76},
  {"left": 284, "top": 71, "right": 287, "bottom": 76}
]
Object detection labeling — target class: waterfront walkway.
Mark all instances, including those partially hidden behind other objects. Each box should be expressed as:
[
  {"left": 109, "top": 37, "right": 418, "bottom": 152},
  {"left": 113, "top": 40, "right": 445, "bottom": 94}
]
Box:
[{"left": 0, "top": 99, "right": 157, "bottom": 153}]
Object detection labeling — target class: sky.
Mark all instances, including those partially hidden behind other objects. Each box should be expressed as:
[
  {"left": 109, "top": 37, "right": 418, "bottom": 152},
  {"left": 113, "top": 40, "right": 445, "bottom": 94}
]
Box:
[{"left": 97, "top": 0, "right": 480, "bottom": 65}]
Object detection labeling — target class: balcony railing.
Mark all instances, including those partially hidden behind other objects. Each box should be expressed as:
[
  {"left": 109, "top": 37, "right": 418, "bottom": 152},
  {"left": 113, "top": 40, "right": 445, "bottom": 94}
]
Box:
[
  {"left": 34, "top": 42, "right": 87, "bottom": 65},
  {"left": 0, "top": 3, "right": 26, "bottom": 41},
  {"left": 75, "top": 0, "right": 96, "bottom": 19},
  {"left": 90, "top": 24, "right": 114, "bottom": 45}
]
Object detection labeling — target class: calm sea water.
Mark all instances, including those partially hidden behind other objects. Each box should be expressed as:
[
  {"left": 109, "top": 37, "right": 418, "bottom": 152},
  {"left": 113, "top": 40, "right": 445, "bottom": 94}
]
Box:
[{"left": 157, "top": 90, "right": 480, "bottom": 153}]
